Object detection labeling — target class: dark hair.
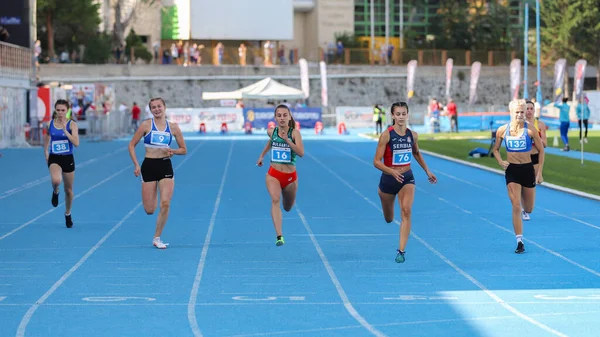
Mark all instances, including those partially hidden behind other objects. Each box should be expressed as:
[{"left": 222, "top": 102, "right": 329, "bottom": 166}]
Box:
[
  {"left": 389, "top": 101, "right": 409, "bottom": 125},
  {"left": 562, "top": 97, "right": 568, "bottom": 103},
  {"left": 525, "top": 100, "right": 535, "bottom": 111},
  {"left": 53, "top": 99, "right": 71, "bottom": 120},
  {"left": 149, "top": 97, "right": 166, "bottom": 109},
  {"left": 274, "top": 104, "right": 295, "bottom": 130}
]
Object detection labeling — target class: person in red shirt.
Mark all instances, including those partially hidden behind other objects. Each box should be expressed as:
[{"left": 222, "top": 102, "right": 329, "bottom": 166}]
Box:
[
  {"left": 131, "top": 102, "right": 141, "bottom": 131},
  {"left": 446, "top": 98, "right": 458, "bottom": 132}
]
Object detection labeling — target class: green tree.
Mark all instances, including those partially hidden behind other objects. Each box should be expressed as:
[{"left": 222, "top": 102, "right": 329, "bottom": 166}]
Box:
[
  {"left": 435, "top": 0, "right": 472, "bottom": 49},
  {"left": 540, "top": 0, "right": 600, "bottom": 89},
  {"left": 82, "top": 33, "right": 112, "bottom": 64},
  {"left": 37, "top": 0, "right": 100, "bottom": 60},
  {"left": 434, "top": 0, "right": 511, "bottom": 50},
  {"left": 469, "top": 2, "right": 512, "bottom": 50},
  {"left": 112, "top": 0, "right": 158, "bottom": 47},
  {"left": 572, "top": 0, "right": 600, "bottom": 90},
  {"left": 125, "top": 29, "right": 153, "bottom": 63}
]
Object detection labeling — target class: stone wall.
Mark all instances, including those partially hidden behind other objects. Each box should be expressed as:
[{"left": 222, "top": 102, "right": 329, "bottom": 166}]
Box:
[{"left": 39, "top": 64, "right": 567, "bottom": 123}]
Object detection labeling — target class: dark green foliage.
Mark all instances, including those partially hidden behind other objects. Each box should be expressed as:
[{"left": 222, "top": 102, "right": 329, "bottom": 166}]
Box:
[
  {"left": 37, "top": 0, "right": 101, "bottom": 58},
  {"left": 125, "top": 29, "right": 153, "bottom": 63},
  {"left": 539, "top": 0, "right": 600, "bottom": 65},
  {"left": 82, "top": 33, "right": 112, "bottom": 64},
  {"left": 433, "top": 0, "right": 512, "bottom": 51}
]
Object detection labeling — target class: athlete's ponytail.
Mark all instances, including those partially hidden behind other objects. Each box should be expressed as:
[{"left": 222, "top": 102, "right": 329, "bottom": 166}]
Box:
[{"left": 289, "top": 115, "right": 296, "bottom": 129}]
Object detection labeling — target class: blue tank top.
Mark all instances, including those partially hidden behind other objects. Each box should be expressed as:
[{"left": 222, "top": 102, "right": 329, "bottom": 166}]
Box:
[
  {"left": 48, "top": 120, "right": 74, "bottom": 155},
  {"left": 270, "top": 127, "right": 297, "bottom": 165},
  {"left": 384, "top": 126, "right": 413, "bottom": 167},
  {"left": 143, "top": 119, "right": 172, "bottom": 148},
  {"left": 504, "top": 122, "right": 533, "bottom": 152}
]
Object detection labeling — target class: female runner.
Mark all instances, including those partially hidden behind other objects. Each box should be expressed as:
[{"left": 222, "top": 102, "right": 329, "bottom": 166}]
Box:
[
  {"left": 128, "top": 98, "right": 187, "bottom": 249},
  {"left": 373, "top": 102, "right": 437, "bottom": 263},
  {"left": 256, "top": 104, "right": 304, "bottom": 246},
  {"left": 44, "top": 99, "right": 79, "bottom": 228},
  {"left": 521, "top": 100, "right": 547, "bottom": 221},
  {"left": 492, "top": 99, "right": 544, "bottom": 254}
]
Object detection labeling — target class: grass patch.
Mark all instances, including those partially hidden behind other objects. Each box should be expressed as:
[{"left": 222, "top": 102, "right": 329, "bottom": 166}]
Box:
[
  {"left": 360, "top": 132, "right": 600, "bottom": 196},
  {"left": 418, "top": 139, "right": 600, "bottom": 196},
  {"left": 417, "top": 130, "right": 600, "bottom": 154}
]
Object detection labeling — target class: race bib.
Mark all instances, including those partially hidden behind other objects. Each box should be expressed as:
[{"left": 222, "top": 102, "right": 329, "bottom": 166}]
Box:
[
  {"left": 506, "top": 139, "right": 526, "bottom": 151},
  {"left": 271, "top": 146, "right": 291, "bottom": 163},
  {"left": 150, "top": 131, "right": 170, "bottom": 146},
  {"left": 51, "top": 140, "right": 70, "bottom": 154},
  {"left": 392, "top": 149, "right": 412, "bottom": 165}
]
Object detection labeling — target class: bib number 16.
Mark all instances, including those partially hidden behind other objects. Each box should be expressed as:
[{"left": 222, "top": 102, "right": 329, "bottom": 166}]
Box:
[{"left": 272, "top": 148, "right": 291, "bottom": 162}]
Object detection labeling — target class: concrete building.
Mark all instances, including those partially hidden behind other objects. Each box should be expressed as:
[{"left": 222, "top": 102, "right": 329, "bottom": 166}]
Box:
[
  {"left": 95, "top": 0, "right": 164, "bottom": 49},
  {"left": 93, "top": 0, "right": 531, "bottom": 60}
]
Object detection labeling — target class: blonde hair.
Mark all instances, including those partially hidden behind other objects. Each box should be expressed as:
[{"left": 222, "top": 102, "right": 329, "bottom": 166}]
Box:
[{"left": 508, "top": 99, "right": 526, "bottom": 133}]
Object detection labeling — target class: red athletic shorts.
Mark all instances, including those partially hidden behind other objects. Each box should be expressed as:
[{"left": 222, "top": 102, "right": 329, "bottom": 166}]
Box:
[{"left": 268, "top": 166, "right": 298, "bottom": 189}]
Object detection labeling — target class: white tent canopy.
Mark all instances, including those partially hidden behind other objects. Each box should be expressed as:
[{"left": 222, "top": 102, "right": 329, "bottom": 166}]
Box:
[{"left": 202, "top": 77, "right": 305, "bottom": 100}]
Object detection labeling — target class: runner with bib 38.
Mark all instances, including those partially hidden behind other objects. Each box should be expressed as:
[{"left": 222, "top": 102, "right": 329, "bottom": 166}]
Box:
[
  {"left": 44, "top": 99, "right": 79, "bottom": 228},
  {"left": 373, "top": 102, "right": 437, "bottom": 263}
]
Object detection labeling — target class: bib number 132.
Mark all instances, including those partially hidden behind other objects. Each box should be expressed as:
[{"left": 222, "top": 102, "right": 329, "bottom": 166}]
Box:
[{"left": 507, "top": 140, "right": 526, "bottom": 149}]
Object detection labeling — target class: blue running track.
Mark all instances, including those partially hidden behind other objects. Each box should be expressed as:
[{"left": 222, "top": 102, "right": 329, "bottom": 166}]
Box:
[{"left": 0, "top": 131, "right": 599, "bottom": 337}]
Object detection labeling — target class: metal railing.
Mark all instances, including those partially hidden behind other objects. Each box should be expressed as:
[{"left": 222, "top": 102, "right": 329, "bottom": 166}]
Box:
[
  {"left": 82, "top": 110, "right": 135, "bottom": 142},
  {"left": 25, "top": 110, "right": 135, "bottom": 146},
  {"left": 105, "top": 43, "right": 520, "bottom": 67},
  {"left": 0, "top": 41, "right": 33, "bottom": 80}
]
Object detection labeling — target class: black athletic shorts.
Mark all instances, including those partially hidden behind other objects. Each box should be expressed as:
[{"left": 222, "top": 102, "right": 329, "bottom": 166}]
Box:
[
  {"left": 47, "top": 154, "right": 75, "bottom": 173},
  {"left": 505, "top": 162, "right": 535, "bottom": 188},
  {"left": 378, "top": 169, "right": 415, "bottom": 195},
  {"left": 531, "top": 153, "right": 539, "bottom": 165},
  {"left": 140, "top": 157, "right": 174, "bottom": 182}
]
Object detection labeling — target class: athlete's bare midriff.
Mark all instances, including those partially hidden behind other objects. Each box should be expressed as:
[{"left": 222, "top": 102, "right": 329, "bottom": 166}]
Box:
[
  {"left": 506, "top": 152, "right": 532, "bottom": 164},
  {"left": 144, "top": 147, "right": 171, "bottom": 159},
  {"left": 270, "top": 162, "right": 297, "bottom": 173},
  {"left": 384, "top": 164, "right": 412, "bottom": 175}
]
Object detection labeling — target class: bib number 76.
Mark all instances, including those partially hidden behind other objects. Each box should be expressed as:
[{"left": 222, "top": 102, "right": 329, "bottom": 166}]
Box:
[{"left": 392, "top": 150, "right": 412, "bottom": 165}]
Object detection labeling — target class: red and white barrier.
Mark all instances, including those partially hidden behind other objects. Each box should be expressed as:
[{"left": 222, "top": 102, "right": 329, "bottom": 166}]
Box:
[{"left": 314, "top": 121, "right": 323, "bottom": 134}]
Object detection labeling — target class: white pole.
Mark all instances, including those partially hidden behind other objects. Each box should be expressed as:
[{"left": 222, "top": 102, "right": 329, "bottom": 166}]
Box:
[
  {"left": 385, "top": 0, "right": 389, "bottom": 50},
  {"left": 581, "top": 91, "right": 584, "bottom": 164},
  {"left": 399, "top": 0, "right": 404, "bottom": 49},
  {"left": 370, "top": 0, "right": 375, "bottom": 53}
]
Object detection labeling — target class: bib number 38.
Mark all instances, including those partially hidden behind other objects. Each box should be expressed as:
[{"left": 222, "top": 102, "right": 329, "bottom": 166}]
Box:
[{"left": 51, "top": 140, "right": 69, "bottom": 154}]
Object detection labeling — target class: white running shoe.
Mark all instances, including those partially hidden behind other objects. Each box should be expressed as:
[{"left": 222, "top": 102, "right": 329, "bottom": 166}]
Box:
[
  {"left": 584, "top": 138, "right": 588, "bottom": 144},
  {"left": 153, "top": 237, "right": 169, "bottom": 249},
  {"left": 521, "top": 210, "right": 530, "bottom": 221}
]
